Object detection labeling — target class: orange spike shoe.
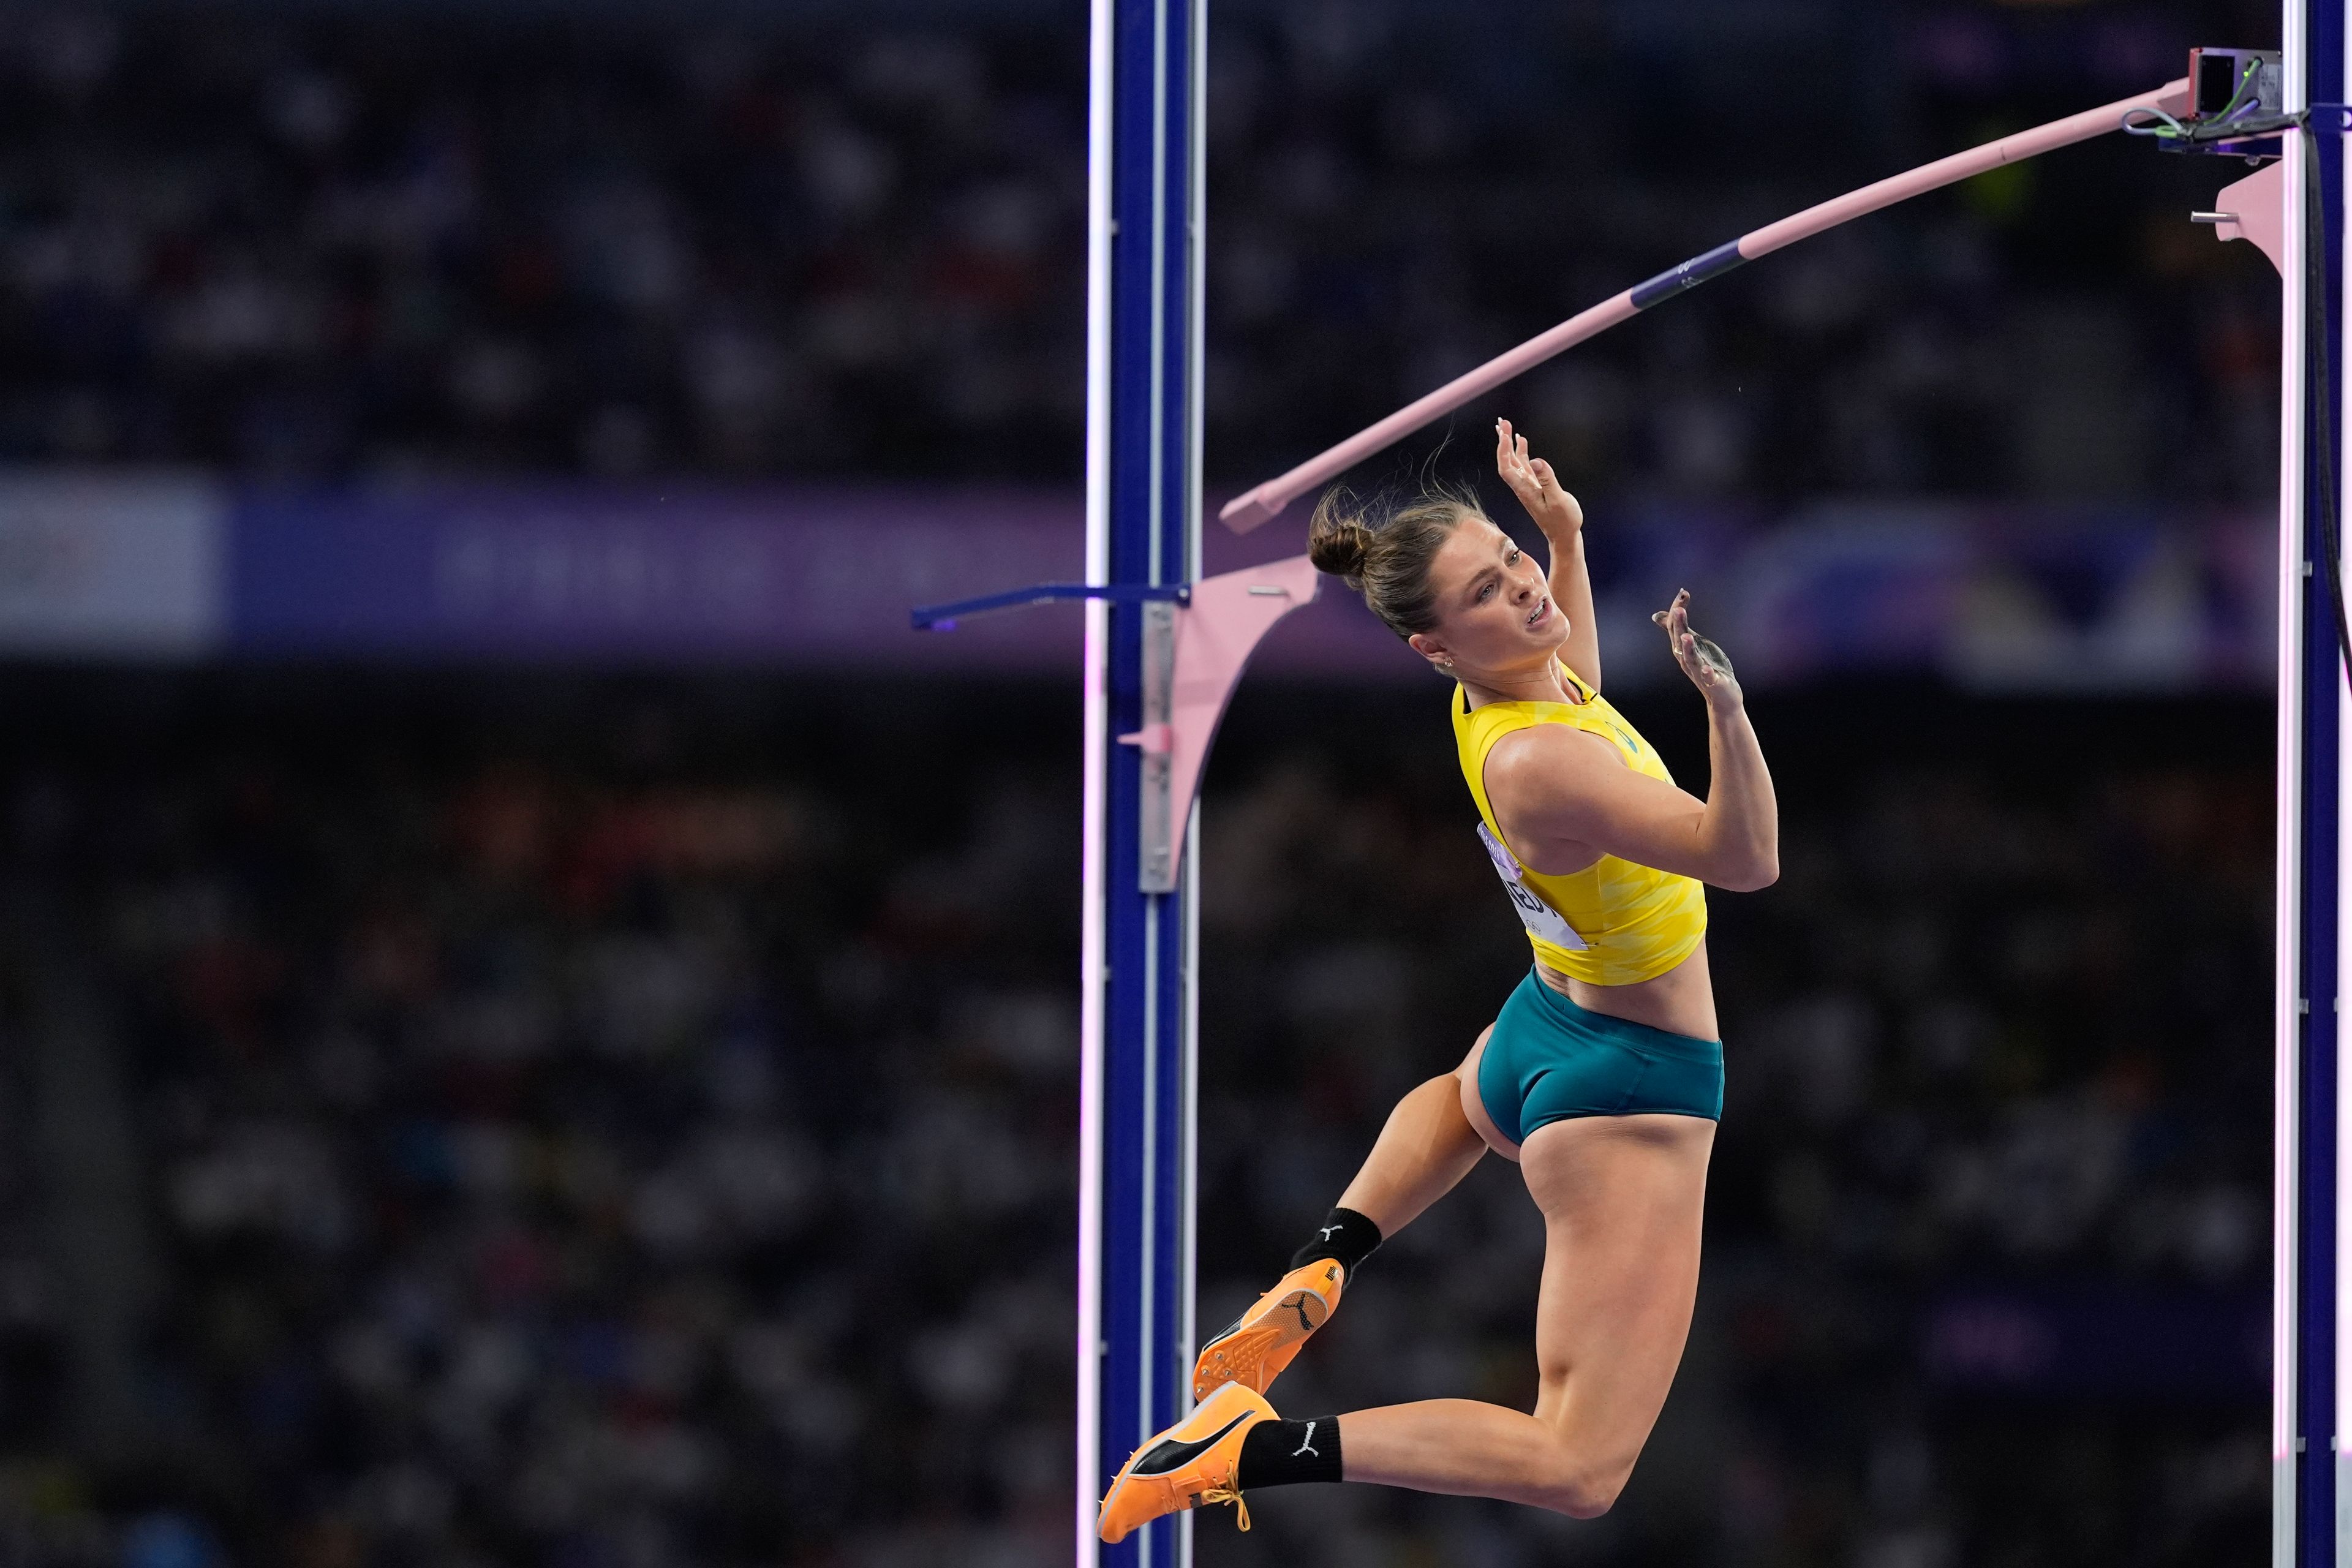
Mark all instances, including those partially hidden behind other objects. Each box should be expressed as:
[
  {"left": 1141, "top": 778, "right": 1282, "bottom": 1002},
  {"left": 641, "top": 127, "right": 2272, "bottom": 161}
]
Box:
[
  {"left": 1097, "top": 1381, "right": 1276, "bottom": 1544},
  {"left": 1191, "top": 1258, "right": 1345, "bottom": 1400}
]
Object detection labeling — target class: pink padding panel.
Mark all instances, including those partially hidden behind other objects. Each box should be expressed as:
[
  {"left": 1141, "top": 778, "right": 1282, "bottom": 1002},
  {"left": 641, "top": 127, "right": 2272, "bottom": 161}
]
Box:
[
  {"left": 2214, "top": 160, "right": 2286, "bottom": 277},
  {"left": 1165, "top": 553, "right": 1321, "bottom": 849}
]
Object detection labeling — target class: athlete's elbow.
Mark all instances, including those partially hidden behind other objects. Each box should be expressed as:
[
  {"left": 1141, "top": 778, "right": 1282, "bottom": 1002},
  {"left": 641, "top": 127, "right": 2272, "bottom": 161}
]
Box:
[
  {"left": 1532, "top": 1464, "right": 1630, "bottom": 1520},
  {"left": 1713, "top": 853, "right": 1778, "bottom": 892}
]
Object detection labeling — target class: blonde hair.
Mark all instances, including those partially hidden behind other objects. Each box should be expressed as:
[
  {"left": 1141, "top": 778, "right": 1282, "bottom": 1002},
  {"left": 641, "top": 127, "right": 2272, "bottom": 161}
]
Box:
[{"left": 1305, "top": 480, "right": 1484, "bottom": 638}]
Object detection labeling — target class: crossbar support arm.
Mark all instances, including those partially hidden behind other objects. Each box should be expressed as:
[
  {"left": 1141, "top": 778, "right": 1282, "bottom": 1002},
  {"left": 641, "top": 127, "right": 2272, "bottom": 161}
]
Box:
[{"left": 911, "top": 581, "right": 1190, "bottom": 631}]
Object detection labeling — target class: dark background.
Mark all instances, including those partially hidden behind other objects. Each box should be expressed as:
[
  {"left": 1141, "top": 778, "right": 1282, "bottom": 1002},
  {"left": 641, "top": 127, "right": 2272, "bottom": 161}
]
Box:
[
  {"left": 0, "top": 0, "right": 2285, "bottom": 497},
  {"left": 0, "top": 1, "right": 2288, "bottom": 1565}
]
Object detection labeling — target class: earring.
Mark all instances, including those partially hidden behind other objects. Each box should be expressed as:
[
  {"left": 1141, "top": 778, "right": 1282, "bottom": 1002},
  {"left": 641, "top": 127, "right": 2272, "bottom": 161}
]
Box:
[{"left": 1438, "top": 659, "right": 1457, "bottom": 674}]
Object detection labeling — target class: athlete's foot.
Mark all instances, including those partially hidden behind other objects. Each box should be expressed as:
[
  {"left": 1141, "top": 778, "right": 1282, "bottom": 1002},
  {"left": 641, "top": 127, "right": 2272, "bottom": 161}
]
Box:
[
  {"left": 1191, "top": 1259, "right": 1346, "bottom": 1400},
  {"left": 1098, "top": 1381, "right": 1276, "bottom": 1544}
]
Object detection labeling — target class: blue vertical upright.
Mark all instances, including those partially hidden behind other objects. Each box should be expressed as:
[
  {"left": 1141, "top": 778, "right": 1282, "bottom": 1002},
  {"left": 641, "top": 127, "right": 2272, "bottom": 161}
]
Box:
[
  {"left": 2281, "top": 4, "right": 2348, "bottom": 1566},
  {"left": 2301, "top": 21, "right": 2343, "bottom": 1552},
  {"left": 1075, "top": 0, "right": 1205, "bottom": 1564}
]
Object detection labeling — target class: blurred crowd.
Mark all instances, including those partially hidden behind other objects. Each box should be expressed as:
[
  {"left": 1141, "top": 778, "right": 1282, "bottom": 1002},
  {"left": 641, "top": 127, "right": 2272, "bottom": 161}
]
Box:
[
  {"left": 0, "top": 681, "right": 1086, "bottom": 1568},
  {"left": 0, "top": 678, "right": 2271, "bottom": 1566},
  {"left": 0, "top": 2, "right": 2285, "bottom": 1565},
  {"left": 0, "top": 1, "right": 2282, "bottom": 497}
]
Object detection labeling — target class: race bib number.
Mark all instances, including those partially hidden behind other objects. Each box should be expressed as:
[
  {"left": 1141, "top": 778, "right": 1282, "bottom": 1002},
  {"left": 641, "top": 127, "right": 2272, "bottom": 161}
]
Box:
[{"left": 1477, "top": 823, "right": 1586, "bottom": 950}]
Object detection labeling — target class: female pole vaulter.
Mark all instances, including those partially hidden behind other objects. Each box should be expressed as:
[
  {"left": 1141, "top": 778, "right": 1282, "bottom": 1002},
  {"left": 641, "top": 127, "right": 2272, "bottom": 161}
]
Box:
[
  {"left": 1098, "top": 420, "right": 1777, "bottom": 1540},
  {"left": 1093, "top": 74, "right": 2200, "bottom": 1544}
]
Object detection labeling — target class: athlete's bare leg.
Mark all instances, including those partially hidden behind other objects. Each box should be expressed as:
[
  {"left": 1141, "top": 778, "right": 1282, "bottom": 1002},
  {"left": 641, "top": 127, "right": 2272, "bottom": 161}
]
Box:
[
  {"left": 1330, "top": 1028, "right": 1494, "bottom": 1235},
  {"left": 1333, "top": 1112, "right": 1713, "bottom": 1515}
]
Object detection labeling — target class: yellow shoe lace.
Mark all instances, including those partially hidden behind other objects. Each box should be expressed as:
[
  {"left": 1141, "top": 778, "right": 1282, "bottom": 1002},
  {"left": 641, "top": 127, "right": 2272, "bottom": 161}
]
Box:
[{"left": 1195, "top": 1484, "right": 1251, "bottom": 1532}]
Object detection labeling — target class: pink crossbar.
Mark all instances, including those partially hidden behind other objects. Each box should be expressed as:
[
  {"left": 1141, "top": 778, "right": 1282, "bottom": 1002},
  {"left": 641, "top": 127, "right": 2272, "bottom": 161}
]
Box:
[{"left": 1219, "top": 77, "right": 2193, "bottom": 533}]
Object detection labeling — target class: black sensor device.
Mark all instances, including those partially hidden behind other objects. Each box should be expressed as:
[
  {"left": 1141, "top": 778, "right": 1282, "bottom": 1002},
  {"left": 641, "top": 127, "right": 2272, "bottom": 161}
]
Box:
[{"left": 2188, "top": 47, "right": 2283, "bottom": 119}]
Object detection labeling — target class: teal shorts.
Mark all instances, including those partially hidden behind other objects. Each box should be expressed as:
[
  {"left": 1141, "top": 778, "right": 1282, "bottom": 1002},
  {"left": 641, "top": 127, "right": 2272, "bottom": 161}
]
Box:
[{"left": 1477, "top": 969, "right": 1724, "bottom": 1144}]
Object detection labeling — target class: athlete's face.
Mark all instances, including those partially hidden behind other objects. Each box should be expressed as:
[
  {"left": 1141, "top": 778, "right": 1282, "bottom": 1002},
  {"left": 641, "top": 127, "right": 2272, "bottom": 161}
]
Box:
[{"left": 1410, "top": 516, "right": 1566, "bottom": 678}]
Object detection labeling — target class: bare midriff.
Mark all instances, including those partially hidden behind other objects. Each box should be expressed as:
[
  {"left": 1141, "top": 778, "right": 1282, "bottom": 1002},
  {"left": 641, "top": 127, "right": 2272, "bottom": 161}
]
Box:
[{"left": 1537, "top": 937, "right": 1719, "bottom": 1041}]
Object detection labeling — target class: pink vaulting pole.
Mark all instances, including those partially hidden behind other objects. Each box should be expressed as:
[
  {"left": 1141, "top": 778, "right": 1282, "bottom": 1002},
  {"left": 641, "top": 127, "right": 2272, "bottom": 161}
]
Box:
[{"left": 1219, "top": 77, "right": 2193, "bottom": 533}]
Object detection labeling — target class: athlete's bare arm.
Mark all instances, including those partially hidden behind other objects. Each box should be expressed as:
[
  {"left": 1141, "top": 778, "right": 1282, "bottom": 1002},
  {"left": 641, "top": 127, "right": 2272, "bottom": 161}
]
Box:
[
  {"left": 1484, "top": 590, "right": 1777, "bottom": 892},
  {"left": 1496, "top": 418, "right": 1600, "bottom": 693}
]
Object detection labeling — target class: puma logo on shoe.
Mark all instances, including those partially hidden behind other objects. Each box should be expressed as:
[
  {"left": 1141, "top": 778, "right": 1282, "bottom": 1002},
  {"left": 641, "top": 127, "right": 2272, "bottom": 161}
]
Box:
[
  {"left": 1134, "top": 1412, "right": 1253, "bottom": 1477},
  {"left": 1292, "top": 1421, "right": 1319, "bottom": 1458}
]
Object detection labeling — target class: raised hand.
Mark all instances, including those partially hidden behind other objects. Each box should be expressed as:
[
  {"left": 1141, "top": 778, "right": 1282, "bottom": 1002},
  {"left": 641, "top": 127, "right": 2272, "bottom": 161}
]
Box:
[
  {"left": 1494, "top": 418, "right": 1583, "bottom": 537},
  {"left": 1651, "top": 589, "right": 1741, "bottom": 709}
]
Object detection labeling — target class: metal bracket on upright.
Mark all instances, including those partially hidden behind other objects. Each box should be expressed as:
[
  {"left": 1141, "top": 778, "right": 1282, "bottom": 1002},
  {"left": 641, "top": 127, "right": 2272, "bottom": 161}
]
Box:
[
  {"left": 1129, "top": 600, "right": 1178, "bottom": 889},
  {"left": 1114, "top": 554, "right": 1319, "bottom": 892},
  {"left": 914, "top": 554, "right": 1322, "bottom": 895}
]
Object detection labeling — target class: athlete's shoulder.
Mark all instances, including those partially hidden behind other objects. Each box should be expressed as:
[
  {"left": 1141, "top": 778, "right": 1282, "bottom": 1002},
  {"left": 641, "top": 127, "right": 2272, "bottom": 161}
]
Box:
[{"left": 1483, "top": 720, "right": 1621, "bottom": 794}]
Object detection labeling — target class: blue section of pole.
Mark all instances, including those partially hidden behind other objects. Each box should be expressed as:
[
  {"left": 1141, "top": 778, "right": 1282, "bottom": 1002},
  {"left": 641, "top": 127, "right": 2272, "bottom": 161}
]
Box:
[
  {"left": 1626, "top": 240, "right": 1748, "bottom": 309},
  {"left": 1091, "top": 0, "right": 1200, "bottom": 1562}
]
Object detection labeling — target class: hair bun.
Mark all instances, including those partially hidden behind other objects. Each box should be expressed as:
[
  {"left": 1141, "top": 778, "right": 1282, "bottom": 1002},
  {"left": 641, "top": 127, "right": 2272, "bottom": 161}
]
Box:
[
  {"left": 1301, "top": 478, "right": 1476, "bottom": 640},
  {"left": 1306, "top": 497, "right": 1372, "bottom": 579}
]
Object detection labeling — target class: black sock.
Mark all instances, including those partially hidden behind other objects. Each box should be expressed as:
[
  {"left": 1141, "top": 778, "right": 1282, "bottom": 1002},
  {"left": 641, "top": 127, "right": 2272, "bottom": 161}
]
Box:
[
  {"left": 1237, "top": 1416, "right": 1344, "bottom": 1488},
  {"left": 1289, "top": 1207, "right": 1382, "bottom": 1276}
]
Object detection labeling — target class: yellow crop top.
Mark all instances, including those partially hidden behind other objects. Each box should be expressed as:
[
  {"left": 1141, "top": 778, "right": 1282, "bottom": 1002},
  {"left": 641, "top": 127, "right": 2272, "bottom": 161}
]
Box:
[{"left": 1452, "top": 663, "right": 1708, "bottom": 986}]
